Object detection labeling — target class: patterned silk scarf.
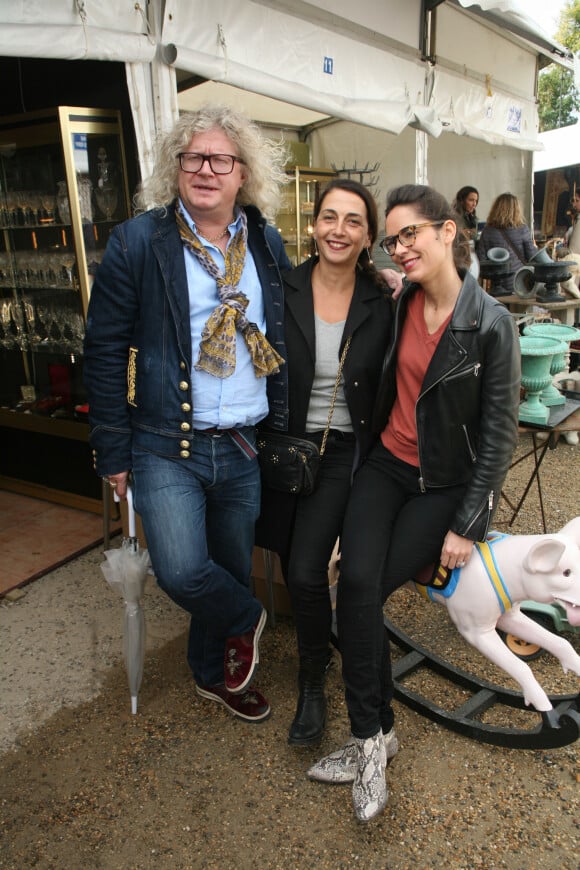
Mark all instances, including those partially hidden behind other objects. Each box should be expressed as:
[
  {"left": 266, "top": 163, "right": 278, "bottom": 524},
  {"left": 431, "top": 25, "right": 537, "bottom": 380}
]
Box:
[{"left": 175, "top": 201, "right": 284, "bottom": 379}]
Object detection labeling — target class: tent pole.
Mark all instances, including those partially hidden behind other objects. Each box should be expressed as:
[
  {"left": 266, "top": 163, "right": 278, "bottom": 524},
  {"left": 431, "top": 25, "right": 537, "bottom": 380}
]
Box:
[{"left": 415, "top": 129, "right": 428, "bottom": 186}]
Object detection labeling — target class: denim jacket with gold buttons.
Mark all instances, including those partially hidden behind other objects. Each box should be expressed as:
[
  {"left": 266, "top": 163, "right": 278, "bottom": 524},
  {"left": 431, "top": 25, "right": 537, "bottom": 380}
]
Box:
[{"left": 84, "top": 203, "right": 289, "bottom": 478}]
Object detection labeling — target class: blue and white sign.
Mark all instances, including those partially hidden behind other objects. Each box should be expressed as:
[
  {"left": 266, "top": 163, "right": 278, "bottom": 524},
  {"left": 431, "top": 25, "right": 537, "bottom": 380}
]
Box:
[
  {"left": 72, "top": 133, "right": 89, "bottom": 174},
  {"left": 323, "top": 56, "right": 333, "bottom": 75},
  {"left": 506, "top": 106, "right": 522, "bottom": 134}
]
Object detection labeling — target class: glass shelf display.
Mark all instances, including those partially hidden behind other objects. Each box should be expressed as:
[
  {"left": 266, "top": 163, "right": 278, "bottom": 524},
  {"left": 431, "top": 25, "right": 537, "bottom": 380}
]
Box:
[
  {"left": 0, "top": 106, "right": 130, "bottom": 415},
  {"left": 0, "top": 107, "right": 131, "bottom": 509},
  {"left": 277, "top": 166, "right": 337, "bottom": 266}
]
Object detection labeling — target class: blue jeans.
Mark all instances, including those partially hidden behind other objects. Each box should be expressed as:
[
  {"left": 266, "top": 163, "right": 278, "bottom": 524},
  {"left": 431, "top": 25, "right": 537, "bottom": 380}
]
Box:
[{"left": 132, "top": 428, "right": 262, "bottom": 688}]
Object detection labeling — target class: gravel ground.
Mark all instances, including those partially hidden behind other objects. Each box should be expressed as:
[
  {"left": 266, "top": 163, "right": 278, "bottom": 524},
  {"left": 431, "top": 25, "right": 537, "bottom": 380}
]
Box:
[{"left": 0, "top": 432, "right": 578, "bottom": 869}]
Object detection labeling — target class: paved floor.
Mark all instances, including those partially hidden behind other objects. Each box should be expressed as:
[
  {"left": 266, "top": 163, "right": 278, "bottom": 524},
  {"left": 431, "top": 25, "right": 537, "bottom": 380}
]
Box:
[{"left": 0, "top": 490, "right": 121, "bottom": 596}]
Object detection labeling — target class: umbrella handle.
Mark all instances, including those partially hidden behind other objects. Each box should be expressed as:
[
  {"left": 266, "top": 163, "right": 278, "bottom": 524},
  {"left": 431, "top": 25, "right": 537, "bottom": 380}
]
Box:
[{"left": 113, "top": 483, "right": 136, "bottom": 539}]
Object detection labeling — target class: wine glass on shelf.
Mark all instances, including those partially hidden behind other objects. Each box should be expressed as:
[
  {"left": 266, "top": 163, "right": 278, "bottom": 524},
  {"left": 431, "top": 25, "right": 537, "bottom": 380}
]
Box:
[
  {"left": 29, "top": 191, "right": 43, "bottom": 225},
  {"left": 59, "top": 251, "right": 76, "bottom": 288},
  {"left": 5, "top": 191, "right": 19, "bottom": 226},
  {"left": 21, "top": 294, "right": 38, "bottom": 346},
  {"left": 37, "top": 297, "right": 61, "bottom": 349},
  {"left": 9, "top": 299, "right": 27, "bottom": 349},
  {"left": 0, "top": 252, "right": 13, "bottom": 287},
  {"left": 18, "top": 190, "right": 39, "bottom": 226},
  {"left": 14, "top": 252, "right": 31, "bottom": 288},
  {"left": 40, "top": 191, "right": 57, "bottom": 223},
  {"left": 56, "top": 181, "right": 71, "bottom": 225},
  {"left": 94, "top": 184, "right": 118, "bottom": 221},
  {"left": 0, "top": 299, "right": 14, "bottom": 347},
  {"left": 33, "top": 252, "right": 48, "bottom": 288},
  {"left": 61, "top": 300, "right": 85, "bottom": 355}
]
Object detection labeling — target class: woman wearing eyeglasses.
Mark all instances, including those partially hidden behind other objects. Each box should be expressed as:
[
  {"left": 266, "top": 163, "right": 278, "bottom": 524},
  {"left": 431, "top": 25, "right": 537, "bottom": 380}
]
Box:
[{"left": 308, "top": 184, "right": 521, "bottom": 822}]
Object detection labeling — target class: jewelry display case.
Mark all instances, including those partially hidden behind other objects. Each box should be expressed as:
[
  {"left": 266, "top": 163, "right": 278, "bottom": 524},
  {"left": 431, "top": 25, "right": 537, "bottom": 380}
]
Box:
[
  {"left": 277, "top": 166, "right": 337, "bottom": 266},
  {"left": 0, "top": 106, "right": 131, "bottom": 510}
]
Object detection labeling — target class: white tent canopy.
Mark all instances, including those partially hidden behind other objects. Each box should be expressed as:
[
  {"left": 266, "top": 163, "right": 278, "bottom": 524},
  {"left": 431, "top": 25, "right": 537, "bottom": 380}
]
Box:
[
  {"left": 161, "top": 0, "right": 572, "bottom": 151},
  {"left": 0, "top": 1, "right": 156, "bottom": 63},
  {"left": 162, "top": 0, "right": 430, "bottom": 137},
  {"left": 534, "top": 123, "right": 580, "bottom": 174},
  {"left": 0, "top": 0, "right": 574, "bottom": 190}
]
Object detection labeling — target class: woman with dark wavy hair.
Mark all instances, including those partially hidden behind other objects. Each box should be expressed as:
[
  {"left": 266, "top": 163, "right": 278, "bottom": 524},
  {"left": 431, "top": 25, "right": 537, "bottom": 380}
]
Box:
[
  {"left": 308, "top": 184, "right": 521, "bottom": 822},
  {"left": 256, "top": 178, "right": 393, "bottom": 748},
  {"left": 452, "top": 185, "right": 479, "bottom": 240}
]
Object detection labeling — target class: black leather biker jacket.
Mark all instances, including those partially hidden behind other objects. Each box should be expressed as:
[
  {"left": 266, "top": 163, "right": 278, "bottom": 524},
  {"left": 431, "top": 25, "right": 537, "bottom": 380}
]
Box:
[{"left": 372, "top": 270, "right": 521, "bottom": 542}]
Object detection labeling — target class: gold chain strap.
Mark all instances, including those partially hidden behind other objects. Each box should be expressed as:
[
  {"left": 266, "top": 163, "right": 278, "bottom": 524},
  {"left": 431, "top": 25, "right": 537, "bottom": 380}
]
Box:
[{"left": 320, "top": 335, "right": 352, "bottom": 457}]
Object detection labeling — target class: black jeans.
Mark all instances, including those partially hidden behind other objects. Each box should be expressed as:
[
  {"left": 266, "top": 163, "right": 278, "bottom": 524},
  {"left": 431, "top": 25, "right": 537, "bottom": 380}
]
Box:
[
  {"left": 286, "top": 433, "right": 355, "bottom": 662},
  {"left": 337, "top": 441, "right": 466, "bottom": 738}
]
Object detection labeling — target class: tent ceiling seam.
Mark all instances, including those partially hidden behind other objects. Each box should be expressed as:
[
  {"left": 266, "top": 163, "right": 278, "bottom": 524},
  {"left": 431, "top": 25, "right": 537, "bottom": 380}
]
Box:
[
  {"left": 434, "top": 57, "right": 534, "bottom": 104},
  {"left": 253, "top": 0, "right": 422, "bottom": 65}
]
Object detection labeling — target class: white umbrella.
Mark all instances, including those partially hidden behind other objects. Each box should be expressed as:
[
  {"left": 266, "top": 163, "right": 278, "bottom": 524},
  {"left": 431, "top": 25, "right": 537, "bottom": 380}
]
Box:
[{"left": 101, "top": 485, "right": 150, "bottom": 714}]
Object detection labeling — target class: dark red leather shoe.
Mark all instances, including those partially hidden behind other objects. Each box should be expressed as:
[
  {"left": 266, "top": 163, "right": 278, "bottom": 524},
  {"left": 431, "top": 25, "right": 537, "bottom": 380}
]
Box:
[
  {"left": 195, "top": 683, "right": 271, "bottom": 722},
  {"left": 224, "top": 609, "right": 267, "bottom": 694}
]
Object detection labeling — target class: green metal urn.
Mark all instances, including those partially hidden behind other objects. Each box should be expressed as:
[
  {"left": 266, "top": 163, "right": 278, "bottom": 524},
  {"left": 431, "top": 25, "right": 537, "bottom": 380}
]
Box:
[
  {"left": 523, "top": 323, "right": 580, "bottom": 407},
  {"left": 519, "top": 335, "right": 564, "bottom": 424}
]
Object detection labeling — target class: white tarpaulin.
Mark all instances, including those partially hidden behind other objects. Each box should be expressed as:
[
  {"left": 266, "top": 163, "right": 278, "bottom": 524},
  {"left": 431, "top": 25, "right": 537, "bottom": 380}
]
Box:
[
  {"left": 534, "top": 123, "right": 580, "bottom": 174},
  {"left": 457, "top": 0, "right": 570, "bottom": 55},
  {"left": 161, "top": 0, "right": 558, "bottom": 150},
  {"left": 0, "top": 0, "right": 156, "bottom": 63},
  {"left": 0, "top": 0, "right": 574, "bottom": 174},
  {"left": 433, "top": 67, "right": 541, "bottom": 152},
  {"left": 162, "top": 0, "right": 434, "bottom": 137}
]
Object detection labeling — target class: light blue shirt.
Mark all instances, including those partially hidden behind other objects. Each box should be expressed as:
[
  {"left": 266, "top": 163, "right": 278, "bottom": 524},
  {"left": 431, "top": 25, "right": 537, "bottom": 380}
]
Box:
[{"left": 179, "top": 200, "right": 269, "bottom": 429}]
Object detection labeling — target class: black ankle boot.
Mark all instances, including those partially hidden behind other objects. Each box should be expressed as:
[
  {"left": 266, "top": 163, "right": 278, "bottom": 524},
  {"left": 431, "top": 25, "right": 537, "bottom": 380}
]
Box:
[{"left": 288, "top": 655, "right": 328, "bottom": 746}]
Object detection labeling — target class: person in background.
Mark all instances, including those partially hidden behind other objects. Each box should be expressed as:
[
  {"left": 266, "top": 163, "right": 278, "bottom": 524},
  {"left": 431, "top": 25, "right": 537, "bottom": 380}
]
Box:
[
  {"left": 476, "top": 192, "right": 537, "bottom": 294},
  {"left": 308, "top": 184, "right": 521, "bottom": 822},
  {"left": 256, "top": 179, "right": 394, "bottom": 748},
  {"left": 564, "top": 188, "right": 580, "bottom": 254},
  {"left": 451, "top": 185, "right": 479, "bottom": 240},
  {"left": 84, "top": 105, "right": 291, "bottom": 724}
]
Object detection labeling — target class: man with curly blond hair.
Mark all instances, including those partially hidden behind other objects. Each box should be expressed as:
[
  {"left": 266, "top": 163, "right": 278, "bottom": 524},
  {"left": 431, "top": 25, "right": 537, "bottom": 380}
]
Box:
[{"left": 84, "top": 106, "right": 291, "bottom": 722}]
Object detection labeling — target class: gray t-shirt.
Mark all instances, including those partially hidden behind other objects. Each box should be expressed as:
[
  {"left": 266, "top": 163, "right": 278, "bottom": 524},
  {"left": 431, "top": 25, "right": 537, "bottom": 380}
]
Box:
[{"left": 305, "top": 315, "right": 352, "bottom": 433}]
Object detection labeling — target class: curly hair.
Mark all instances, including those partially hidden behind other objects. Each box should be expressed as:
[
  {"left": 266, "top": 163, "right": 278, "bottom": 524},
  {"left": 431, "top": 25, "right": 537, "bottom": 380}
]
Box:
[
  {"left": 386, "top": 184, "right": 468, "bottom": 270},
  {"left": 485, "top": 193, "right": 526, "bottom": 229},
  {"left": 135, "top": 105, "right": 289, "bottom": 222}
]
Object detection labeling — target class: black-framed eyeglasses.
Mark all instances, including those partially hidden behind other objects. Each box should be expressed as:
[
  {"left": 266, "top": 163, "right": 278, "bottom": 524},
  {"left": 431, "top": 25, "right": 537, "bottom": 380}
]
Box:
[
  {"left": 380, "top": 221, "right": 445, "bottom": 256},
  {"left": 178, "top": 152, "right": 245, "bottom": 175}
]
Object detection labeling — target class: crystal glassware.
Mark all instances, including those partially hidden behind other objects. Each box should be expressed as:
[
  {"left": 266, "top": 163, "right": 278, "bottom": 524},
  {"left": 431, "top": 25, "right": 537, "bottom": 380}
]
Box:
[{"left": 95, "top": 184, "right": 118, "bottom": 220}]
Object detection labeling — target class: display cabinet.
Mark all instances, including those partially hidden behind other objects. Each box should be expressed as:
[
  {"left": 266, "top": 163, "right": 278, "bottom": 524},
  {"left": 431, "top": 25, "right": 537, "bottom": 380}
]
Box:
[
  {"left": 0, "top": 106, "right": 131, "bottom": 510},
  {"left": 277, "top": 166, "right": 337, "bottom": 266}
]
